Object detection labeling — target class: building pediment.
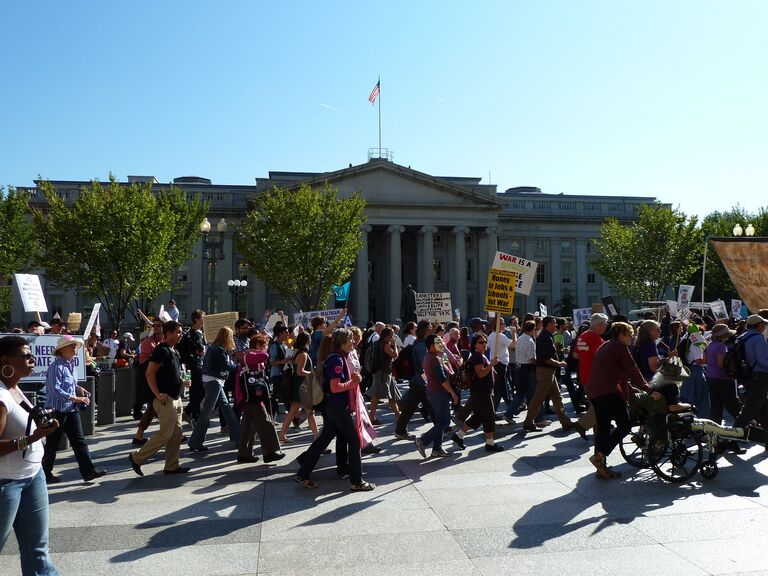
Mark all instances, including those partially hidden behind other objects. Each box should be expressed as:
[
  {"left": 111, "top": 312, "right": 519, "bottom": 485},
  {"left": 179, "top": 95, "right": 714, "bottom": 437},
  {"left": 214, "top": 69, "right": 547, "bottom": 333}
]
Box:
[{"left": 274, "top": 160, "right": 505, "bottom": 210}]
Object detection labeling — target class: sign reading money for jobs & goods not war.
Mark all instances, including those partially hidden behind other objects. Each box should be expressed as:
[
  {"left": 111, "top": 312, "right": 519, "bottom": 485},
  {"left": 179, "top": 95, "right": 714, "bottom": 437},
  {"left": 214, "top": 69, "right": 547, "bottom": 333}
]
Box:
[{"left": 485, "top": 268, "right": 516, "bottom": 314}]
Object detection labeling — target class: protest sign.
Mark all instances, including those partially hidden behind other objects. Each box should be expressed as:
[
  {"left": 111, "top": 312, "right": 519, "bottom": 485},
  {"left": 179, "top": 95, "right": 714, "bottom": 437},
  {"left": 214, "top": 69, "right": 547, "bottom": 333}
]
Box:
[
  {"left": 677, "top": 285, "right": 695, "bottom": 310},
  {"left": 82, "top": 303, "right": 101, "bottom": 339},
  {"left": 203, "top": 312, "right": 239, "bottom": 340},
  {"left": 2, "top": 333, "right": 86, "bottom": 383},
  {"left": 666, "top": 300, "right": 679, "bottom": 318},
  {"left": 591, "top": 303, "right": 604, "bottom": 314},
  {"left": 731, "top": 299, "right": 743, "bottom": 318},
  {"left": 572, "top": 308, "right": 592, "bottom": 327},
  {"left": 601, "top": 296, "right": 620, "bottom": 318},
  {"left": 66, "top": 312, "right": 82, "bottom": 333},
  {"left": 539, "top": 303, "right": 548, "bottom": 317},
  {"left": 709, "top": 299, "right": 728, "bottom": 321},
  {"left": 293, "top": 308, "right": 345, "bottom": 328},
  {"left": 491, "top": 252, "right": 538, "bottom": 296},
  {"left": 484, "top": 269, "right": 516, "bottom": 314},
  {"left": 14, "top": 273, "right": 48, "bottom": 313},
  {"left": 414, "top": 292, "right": 452, "bottom": 323},
  {"left": 712, "top": 238, "right": 768, "bottom": 312}
]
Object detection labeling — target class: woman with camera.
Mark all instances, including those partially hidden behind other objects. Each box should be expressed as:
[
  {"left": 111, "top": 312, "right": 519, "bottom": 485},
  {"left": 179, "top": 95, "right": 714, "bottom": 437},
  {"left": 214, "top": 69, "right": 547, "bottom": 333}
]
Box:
[
  {"left": 1, "top": 335, "right": 61, "bottom": 575},
  {"left": 42, "top": 335, "right": 106, "bottom": 484}
]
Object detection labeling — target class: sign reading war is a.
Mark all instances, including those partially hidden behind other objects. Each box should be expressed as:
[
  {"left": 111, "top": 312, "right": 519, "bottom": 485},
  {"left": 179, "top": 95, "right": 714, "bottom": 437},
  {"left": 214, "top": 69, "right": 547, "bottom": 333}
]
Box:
[
  {"left": 485, "top": 268, "right": 516, "bottom": 314},
  {"left": 491, "top": 252, "right": 538, "bottom": 295}
]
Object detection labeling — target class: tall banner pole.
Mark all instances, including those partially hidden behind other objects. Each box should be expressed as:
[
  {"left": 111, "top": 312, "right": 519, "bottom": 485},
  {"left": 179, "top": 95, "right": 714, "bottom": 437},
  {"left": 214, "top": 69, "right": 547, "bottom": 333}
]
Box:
[
  {"left": 701, "top": 236, "right": 708, "bottom": 317},
  {"left": 377, "top": 75, "right": 382, "bottom": 155}
]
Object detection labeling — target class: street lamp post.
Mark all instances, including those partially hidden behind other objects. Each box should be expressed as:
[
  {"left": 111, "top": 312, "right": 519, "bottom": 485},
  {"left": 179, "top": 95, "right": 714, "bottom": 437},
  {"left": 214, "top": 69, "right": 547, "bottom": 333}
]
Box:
[
  {"left": 200, "top": 217, "right": 227, "bottom": 313},
  {"left": 228, "top": 279, "right": 248, "bottom": 316}
]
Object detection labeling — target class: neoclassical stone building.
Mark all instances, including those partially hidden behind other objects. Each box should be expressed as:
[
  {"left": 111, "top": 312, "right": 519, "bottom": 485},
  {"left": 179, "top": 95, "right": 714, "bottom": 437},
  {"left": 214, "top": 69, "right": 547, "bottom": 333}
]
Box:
[{"left": 13, "top": 158, "right": 661, "bottom": 328}]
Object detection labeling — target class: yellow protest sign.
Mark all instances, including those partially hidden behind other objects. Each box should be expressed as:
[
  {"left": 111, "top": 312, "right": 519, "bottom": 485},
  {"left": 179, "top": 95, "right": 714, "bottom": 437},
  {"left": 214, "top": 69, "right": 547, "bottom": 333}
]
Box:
[{"left": 485, "top": 268, "right": 516, "bottom": 314}]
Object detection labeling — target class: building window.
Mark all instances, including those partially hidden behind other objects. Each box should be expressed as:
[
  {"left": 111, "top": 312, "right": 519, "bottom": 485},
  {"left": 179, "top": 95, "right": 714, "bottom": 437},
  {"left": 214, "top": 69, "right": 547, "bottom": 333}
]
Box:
[
  {"left": 433, "top": 259, "right": 442, "bottom": 282},
  {"left": 49, "top": 294, "right": 63, "bottom": 319},
  {"left": 561, "top": 241, "right": 572, "bottom": 254},
  {"left": 535, "top": 240, "right": 547, "bottom": 256},
  {"left": 237, "top": 260, "right": 248, "bottom": 281},
  {"left": 536, "top": 263, "right": 546, "bottom": 284},
  {"left": 174, "top": 295, "right": 188, "bottom": 319},
  {"left": 466, "top": 259, "right": 473, "bottom": 281},
  {"left": 467, "top": 296, "right": 474, "bottom": 317},
  {"left": 586, "top": 241, "right": 593, "bottom": 254},
  {"left": 561, "top": 262, "right": 572, "bottom": 284},
  {"left": 587, "top": 272, "right": 596, "bottom": 285},
  {"left": 508, "top": 239, "right": 521, "bottom": 253}
]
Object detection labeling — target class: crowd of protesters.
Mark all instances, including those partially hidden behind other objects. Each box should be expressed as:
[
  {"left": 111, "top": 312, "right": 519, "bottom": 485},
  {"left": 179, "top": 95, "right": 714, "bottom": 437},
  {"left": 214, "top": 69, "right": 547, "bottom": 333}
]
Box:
[{"left": 4, "top": 299, "right": 768, "bottom": 575}]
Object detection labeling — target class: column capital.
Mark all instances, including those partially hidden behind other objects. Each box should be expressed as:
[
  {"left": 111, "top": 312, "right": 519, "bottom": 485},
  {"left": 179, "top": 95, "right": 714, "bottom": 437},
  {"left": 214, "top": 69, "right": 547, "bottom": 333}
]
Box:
[
  {"left": 361, "top": 224, "right": 373, "bottom": 233},
  {"left": 387, "top": 225, "right": 405, "bottom": 234},
  {"left": 451, "top": 226, "right": 470, "bottom": 235},
  {"left": 484, "top": 227, "right": 498, "bottom": 236},
  {"left": 420, "top": 225, "right": 438, "bottom": 235}
]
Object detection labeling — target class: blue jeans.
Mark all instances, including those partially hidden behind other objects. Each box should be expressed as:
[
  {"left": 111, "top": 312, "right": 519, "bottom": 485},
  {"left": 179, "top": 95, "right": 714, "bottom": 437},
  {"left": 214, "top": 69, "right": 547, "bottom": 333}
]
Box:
[
  {"left": 0, "top": 468, "right": 59, "bottom": 576},
  {"left": 421, "top": 389, "right": 451, "bottom": 451},
  {"left": 188, "top": 378, "right": 241, "bottom": 449}
]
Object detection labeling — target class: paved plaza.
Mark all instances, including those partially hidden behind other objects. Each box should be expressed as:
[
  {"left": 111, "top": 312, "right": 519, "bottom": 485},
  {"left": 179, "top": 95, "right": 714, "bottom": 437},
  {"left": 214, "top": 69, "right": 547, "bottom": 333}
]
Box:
[{"left": 4, "top": 406, "right": 768, "bottom": 576}]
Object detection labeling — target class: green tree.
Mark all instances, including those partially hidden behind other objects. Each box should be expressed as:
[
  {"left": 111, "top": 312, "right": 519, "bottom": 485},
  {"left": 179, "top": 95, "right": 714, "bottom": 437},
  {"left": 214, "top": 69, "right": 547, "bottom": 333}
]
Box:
[
  {"left": 236, "top": 183, "right": 366, "bottom": 311},
  {"left": 690, "top": 206, "right": 768, "bottom": 303},
  {"left": 33, "top": 178, "right": 208, "bottom": 330},
  {"left": 0, "top": 186, "right": 38, "bottom": 277},
  {"left": 553, "top": 287, "right": 577, "bottom": 317},
  {"left": 590, "top": 203, "right": 704, "bottom": 304}
]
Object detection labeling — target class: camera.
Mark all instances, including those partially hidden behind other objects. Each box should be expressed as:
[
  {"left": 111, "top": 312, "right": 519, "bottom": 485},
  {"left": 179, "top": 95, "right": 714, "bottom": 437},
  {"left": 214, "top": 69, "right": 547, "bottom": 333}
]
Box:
[{"left": 30, "top": 405, "right": 55, "bottom": 428}]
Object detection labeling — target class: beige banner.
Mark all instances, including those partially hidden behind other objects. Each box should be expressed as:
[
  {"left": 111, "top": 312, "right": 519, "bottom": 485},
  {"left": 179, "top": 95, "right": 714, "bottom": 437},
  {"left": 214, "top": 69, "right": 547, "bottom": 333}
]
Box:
[
  {"left": 712, "top": 238, "right": 768, "bottom": 312},
  {"left": 202, "top": 311, "right": 239, "bottom": 341}
]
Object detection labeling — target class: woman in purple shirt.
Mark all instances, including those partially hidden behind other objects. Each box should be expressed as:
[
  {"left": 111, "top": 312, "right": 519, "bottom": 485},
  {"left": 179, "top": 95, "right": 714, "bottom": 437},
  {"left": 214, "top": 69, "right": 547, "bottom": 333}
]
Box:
[
  {"left": 706, "top": 323, "right": 741, "bottom": 425},
  {"left": 632, "top": 320, "right": 661, "bottom": 381}
]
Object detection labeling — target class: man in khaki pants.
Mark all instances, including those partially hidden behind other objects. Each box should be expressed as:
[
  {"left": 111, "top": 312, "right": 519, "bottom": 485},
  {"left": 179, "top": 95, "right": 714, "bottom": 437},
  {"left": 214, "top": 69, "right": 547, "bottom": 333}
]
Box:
[
  {"left": 523, "top": 316, "right": 574, "bottom": 433},
  {"left": 129, "top": 321, "right": 191, "bottom": 476}
]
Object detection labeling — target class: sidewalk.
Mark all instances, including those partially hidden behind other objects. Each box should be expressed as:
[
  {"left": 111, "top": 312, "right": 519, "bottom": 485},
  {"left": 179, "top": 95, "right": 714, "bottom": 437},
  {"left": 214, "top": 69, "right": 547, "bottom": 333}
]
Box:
[{"left": 4, "top": 409, "right": 768, "bottom": 576}]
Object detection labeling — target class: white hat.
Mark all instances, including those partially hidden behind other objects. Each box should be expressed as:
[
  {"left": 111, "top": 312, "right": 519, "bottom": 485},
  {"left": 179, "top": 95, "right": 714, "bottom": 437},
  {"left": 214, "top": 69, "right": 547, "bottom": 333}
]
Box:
[
  {"left": 122, "top": 332, "right": 135, "bottom": 341},
  {"left": 54, "top": 335, "right": 83, "bottom": 353}
]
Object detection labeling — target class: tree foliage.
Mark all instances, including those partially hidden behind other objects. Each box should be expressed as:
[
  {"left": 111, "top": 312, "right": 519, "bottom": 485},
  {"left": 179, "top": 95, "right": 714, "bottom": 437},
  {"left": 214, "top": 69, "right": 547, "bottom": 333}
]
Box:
[
  {"left": 590, "top": 203, "right": 704, "bottom": 304},
  {"left": 33, "top": 178, "right": 208, "bottom": 330},
  {"left": 553, "top": 287, "right": 577, "bottom": 317},
  {"left": 690, "top": 206, "right": 768, "bottom": 302},
  {"left": 0, "top": 186, "right": 38, "bottom": 277},
  {"left": 236, "top": 183, "right": 366, "bottom": 311}
]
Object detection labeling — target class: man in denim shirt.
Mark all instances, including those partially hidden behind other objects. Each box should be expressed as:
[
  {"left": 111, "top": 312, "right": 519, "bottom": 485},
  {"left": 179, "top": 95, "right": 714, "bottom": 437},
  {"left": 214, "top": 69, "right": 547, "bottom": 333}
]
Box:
[{"left": 735, "top": 314, "right": 768, "bottom": 428}]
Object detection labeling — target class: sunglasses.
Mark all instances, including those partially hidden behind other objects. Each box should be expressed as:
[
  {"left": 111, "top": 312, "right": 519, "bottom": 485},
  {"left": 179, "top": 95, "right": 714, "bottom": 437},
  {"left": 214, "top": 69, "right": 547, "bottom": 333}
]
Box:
[{"left": 14, "top": 353, "right": 35, "bottom": 360}]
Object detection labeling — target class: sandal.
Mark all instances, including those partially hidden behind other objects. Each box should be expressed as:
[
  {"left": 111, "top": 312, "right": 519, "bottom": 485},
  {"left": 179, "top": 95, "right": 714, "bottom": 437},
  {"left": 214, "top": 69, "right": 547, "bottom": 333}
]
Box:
[
  {"left": 350, "top": 481, "right": 376, "bottom": 492},
  {"left": 279, "top": 436, "right": 292, "bottom": 444},
  {"left": 294, "top": 474, "right": 317, "bottom": 489}
]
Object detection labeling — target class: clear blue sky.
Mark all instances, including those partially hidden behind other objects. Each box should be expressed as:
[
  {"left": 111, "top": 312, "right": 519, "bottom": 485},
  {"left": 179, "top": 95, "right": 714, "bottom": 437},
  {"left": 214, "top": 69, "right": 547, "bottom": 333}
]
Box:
[{"left": 2, "top": 1, "right": 766, "bottom": 220}]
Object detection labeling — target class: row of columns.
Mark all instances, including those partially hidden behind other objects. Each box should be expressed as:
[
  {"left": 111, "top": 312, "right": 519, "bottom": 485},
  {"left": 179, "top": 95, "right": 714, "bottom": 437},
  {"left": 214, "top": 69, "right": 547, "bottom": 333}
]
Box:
[{"left": 353, "top": 224, "right": 499, "bottom": 325}]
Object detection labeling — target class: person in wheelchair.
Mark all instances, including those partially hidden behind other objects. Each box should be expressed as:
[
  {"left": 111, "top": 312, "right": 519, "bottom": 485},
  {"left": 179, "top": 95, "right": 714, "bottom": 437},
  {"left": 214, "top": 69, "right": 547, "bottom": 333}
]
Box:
[{"left": 629, "top": 356, "right": 693, "bottom": 439}]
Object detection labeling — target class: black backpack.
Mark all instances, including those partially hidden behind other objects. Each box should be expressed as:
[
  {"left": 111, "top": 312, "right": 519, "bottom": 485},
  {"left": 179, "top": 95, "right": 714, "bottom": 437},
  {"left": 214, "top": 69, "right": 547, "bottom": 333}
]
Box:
[
  {"left": 724, "top": 332, "right": 761, "bottom": 381},
  {"left": 392, "top": 344, "right": 415, "bottom": 380},
  {"left": 240, "top": 365, "right": 271, "bottom": 404}
]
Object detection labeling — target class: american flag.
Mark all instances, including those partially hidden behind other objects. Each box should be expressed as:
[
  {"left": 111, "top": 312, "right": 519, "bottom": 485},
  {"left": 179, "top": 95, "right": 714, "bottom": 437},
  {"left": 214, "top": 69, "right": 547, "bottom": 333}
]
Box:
[{"left": 368, "top": 81, "right": 380, "bottom": 105}]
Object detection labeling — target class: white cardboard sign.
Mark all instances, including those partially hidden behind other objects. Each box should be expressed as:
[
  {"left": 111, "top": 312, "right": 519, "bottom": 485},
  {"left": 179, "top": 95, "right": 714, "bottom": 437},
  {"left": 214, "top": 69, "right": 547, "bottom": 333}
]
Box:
[
  {"left": 414, "top": 292, "right": 452, "bottom": 323},
  {"left": 14, "top": 273, "right": 48, "bottom": 313}
]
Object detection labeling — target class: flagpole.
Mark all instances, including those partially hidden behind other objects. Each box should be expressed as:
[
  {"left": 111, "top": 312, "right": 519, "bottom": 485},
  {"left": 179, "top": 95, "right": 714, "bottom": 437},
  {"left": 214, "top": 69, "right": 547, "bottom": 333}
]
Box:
[
  {"left": 701, "top": 236, "right": 708, "bottom": 318},
  {"left": 377, "top": 75, "right": 381, "bottom": 156}
]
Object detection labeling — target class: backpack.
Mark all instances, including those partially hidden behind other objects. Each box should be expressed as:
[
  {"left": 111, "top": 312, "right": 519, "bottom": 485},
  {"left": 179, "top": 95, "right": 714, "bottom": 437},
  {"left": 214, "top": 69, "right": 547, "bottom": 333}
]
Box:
[
  {"left": 364, "top": 339, "right": 380, "bottom": 375},
  {"left": 299, "top": 359, "right": 325, "bottom": 410},
  {"left": 240, "top": 364, "right": 271, "bottom": 404},
  {"left": 392, "top": 344, "right": 415, "bottom": 380},
  {"left": 724, "top": 332, "right": 761, "bottom": 381},
  {"left": 457, "top": 358, "right": 475, "bottom": 389}
]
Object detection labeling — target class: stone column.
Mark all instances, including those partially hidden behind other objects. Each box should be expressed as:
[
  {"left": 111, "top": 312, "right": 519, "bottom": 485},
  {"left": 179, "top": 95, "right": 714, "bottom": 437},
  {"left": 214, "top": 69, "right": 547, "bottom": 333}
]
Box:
[
  {"left": 355, "top": 225, "right": 372, "bottom": 326},
  {"left": 478, "top": 227, "right": 497, "bottom": 314},
  {"left": 576, "top": 240, "right": 587, "bottom": 308},
  {"left": 419, "top": 226, "right": 437, "bottom": 293},
  {"left": 524, "top": 237, "right": 537, "bottom": 314},
  {"left": 387, "top": 225, "right": 404, "bottom": 323},
  {"left": 451, "top": 226, "right": 469, "bottom": 318},
  {"left": 549, "top": 237, "right": 561, "bottom": 309}
]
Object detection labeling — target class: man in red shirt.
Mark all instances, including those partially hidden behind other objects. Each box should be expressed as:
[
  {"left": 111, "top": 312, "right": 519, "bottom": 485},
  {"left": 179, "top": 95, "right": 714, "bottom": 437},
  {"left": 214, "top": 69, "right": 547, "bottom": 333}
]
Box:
[{"left": 572, "top": 313, "right": 608, "bottom": 439}]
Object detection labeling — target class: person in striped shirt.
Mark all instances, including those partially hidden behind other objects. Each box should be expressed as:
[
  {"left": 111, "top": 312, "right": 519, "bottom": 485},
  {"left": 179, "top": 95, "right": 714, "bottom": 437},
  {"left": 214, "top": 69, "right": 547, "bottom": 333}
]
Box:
[{"left": 42, "top": 335, "right": 106, "bottom": 484}]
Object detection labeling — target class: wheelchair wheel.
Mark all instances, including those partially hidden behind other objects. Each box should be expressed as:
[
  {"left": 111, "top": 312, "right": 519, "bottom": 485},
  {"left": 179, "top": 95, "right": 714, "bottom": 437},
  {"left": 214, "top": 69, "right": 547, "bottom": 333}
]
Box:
[
  {"left": 700, "top": 461, "right": 718, "bottom": 480},
  {"left": 620, "top": 423, "right": 652, "bottom": 469},
  {"left": 649, "top": 429, "right": 703, "bottom": 483}
]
